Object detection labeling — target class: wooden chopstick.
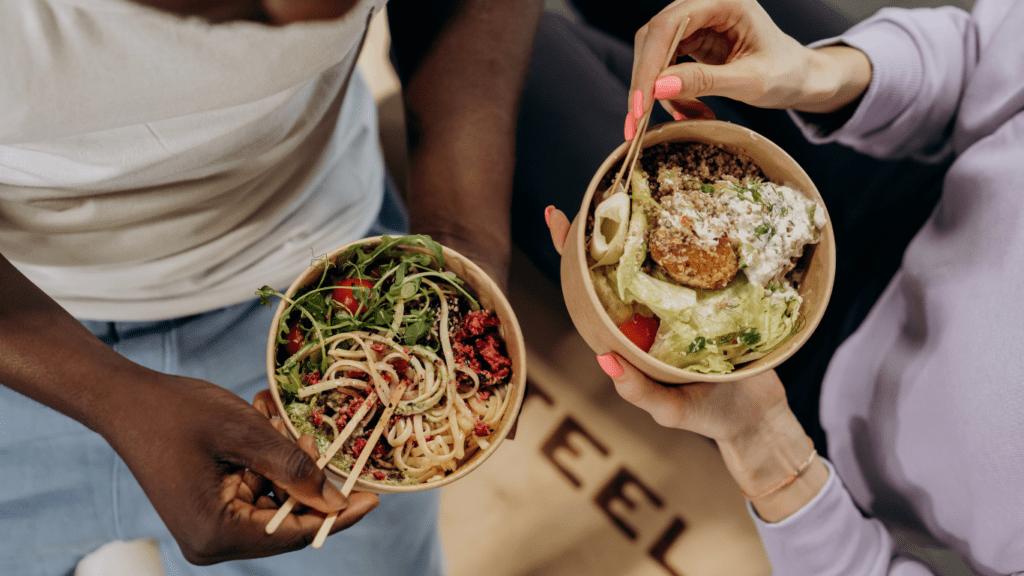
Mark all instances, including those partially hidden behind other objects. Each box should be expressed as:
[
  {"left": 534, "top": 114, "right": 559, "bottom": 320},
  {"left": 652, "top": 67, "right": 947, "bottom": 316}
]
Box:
[
  {"left": 310, "top": 379, "right": 410, "bottom": 549},
  {"left": 608, "top": 17, "right": 692, "bottom": 195},
  {"left": 265, "top": 391, "right": 378, "bottom": 535}
]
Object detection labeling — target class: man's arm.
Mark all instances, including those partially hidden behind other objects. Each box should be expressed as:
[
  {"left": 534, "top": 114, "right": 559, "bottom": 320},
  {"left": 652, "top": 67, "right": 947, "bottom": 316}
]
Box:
[
  {"left": 0, "top": 254, "right": 377, "bottom": 563},
  {"left": 388, "top": 0, "right": 544, "bottom": 287}
]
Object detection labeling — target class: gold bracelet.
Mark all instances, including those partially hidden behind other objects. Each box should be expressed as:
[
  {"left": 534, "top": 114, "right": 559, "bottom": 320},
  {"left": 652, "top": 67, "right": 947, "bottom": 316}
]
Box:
[{"left": 741, "top": 448, "right": 818, "bottom": 501}]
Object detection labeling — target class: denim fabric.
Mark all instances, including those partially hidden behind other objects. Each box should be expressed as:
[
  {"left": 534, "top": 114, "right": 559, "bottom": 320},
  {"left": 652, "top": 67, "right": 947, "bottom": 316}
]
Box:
[{"left": 0, "top": 181, "right": 444, "bottom": 576}]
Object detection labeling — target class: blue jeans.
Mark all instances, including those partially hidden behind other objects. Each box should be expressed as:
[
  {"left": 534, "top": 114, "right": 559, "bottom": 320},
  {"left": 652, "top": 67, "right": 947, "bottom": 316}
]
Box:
[{"left": 0, "top": 182, "right": 446, "bottom": 576}]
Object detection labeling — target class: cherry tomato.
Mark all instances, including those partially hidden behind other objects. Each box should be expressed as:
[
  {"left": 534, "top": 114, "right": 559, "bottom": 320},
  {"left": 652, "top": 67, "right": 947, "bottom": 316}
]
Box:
[
  {"left": 285, "top": 323, "right": 305, "bottom": 355},
  {"left": 332, "top": 278, "right": 375, "bottom": 315},
  {"left": 618, "top": 313, "right": 659, "bottom": 352}
]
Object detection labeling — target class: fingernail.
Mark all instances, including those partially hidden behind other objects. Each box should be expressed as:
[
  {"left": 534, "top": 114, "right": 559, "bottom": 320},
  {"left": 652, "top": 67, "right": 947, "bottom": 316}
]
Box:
[
  {"left": 596, "top": 354, "right": 623, "bottom": 378},
  {"left": 632, "top": 89, "right": 644, "bottom": 117},
  {"left": 322, "top": 480, "right": 348, "bottom": 510},
  {"left": 654, "top": 75, "right": 682, "bottom": 99},
  {"left": 624, "top": 113, "right": 637, "bottom": 141},
  {"left": 672, "top": 111, "right": 685, "bottom": 121},
  {"left": 544, "top": 205, "right": 555, "bottom": 226}
]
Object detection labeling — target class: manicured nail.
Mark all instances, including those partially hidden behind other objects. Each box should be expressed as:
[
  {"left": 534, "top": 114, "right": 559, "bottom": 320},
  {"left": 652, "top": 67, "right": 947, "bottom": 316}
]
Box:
[
  {"left": 632, "top": 89, "right": 644, "bottom": 117},
  {"left": 624, "top": 113, "right": 637, "bottom": 141},
  {"left": 544, "top": 205, "right": 555, "bottom": 226},
  {"left": 322, "top": 480, "right": 348, "bottom": 510},
  {"left": 596, "top": 354, "right": 623, "bottom": 378},
  {"left": 654, "top": 75, "right": 682, "bottom": 99},
  {"left": 672, "top": 111, "right": 685, "bottom": 121}
]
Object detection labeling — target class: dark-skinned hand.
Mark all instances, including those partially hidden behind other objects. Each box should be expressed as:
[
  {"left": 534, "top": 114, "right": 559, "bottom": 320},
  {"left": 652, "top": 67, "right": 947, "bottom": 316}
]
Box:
[{"left": 103, "top": 370, "right": 378, "bottom": 565}]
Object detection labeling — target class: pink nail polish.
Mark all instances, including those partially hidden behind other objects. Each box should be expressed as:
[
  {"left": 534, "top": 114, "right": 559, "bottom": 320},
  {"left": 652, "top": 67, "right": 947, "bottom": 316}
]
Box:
[
  {"left": 632, "top": 90, "right": 644, "bottom": 117},
  {"left": 597, "top": 354, "right": 624, "bottom": 378},
  {"left": 672, "top": 111, "right": 685, "bottom": 121},
  {"left": 624, "top": 113, "right": 636, "bottom": 141},
  {"left": 544, "top": 205, "right": 554, "bottom": 226},
  {"left": 654, "top": 75, "right": 682, "bottom": 100}
]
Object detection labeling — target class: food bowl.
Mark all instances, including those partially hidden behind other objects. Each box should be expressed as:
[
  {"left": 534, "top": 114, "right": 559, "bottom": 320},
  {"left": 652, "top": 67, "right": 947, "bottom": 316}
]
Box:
[
  {"left": 266, "top": 235, "right": 527, "bottom": 492},
  {"left": 560, "top": 120, "right": 836, "bottom": 384}
]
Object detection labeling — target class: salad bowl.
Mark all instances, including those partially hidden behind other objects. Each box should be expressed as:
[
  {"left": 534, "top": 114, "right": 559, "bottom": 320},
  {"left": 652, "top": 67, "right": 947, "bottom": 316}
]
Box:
[
  {"left": 560, "top": 120, "right": 836, "bottom": 384},
  {"left": 265, "top": 235, "right": 527, "bottom": 492}
]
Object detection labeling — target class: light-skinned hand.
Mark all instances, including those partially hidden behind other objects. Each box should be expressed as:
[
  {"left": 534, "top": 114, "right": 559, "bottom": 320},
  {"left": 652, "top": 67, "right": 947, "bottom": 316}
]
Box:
[
  {"left": 544, "top": 205, "right": 786, "bottom": 443},
  {"left": 626, "top": 0, "right": 871, "bottom": 136},
  {"left": 545, "top": 205, "right": 827, "bottom": 520}
]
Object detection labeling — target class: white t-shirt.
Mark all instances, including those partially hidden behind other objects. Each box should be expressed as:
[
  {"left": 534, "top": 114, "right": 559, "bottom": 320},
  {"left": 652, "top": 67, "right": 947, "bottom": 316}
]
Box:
[{"left": 0, "top": 0, "right": 387, "bottom": 320}]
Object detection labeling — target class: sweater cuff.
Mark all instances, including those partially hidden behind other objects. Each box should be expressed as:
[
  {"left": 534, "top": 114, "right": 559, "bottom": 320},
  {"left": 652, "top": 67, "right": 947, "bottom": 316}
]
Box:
[
  {"left": 789, "top": 18, "right": 925, "bottom": 145},
  {"left": 746, "top": 458, "right": 897, "bottom": 575}
]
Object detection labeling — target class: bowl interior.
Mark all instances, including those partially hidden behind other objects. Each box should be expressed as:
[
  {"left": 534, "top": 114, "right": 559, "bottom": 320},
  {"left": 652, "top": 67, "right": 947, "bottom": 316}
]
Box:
[
  {"left": 561, "top": 120, "right": 836, "bottom": 384},
  {"left": 266, "top": 236, "right": 527, "bottom": 492}
]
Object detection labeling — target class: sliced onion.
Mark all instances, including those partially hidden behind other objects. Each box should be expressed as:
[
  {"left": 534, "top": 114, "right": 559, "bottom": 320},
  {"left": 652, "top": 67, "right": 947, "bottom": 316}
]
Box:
[{"left": 590, "top": 190, "right": 631, "bottom": 266}]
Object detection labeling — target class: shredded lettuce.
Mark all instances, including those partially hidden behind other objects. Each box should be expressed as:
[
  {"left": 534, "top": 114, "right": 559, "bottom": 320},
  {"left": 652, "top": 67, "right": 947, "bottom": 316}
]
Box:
[
  {"left": 615, "top": 168, "right": 653, "bottom": 301},
  {"left": 590, "top": 268, "right": 633, "bottom": 325},
  {"left": 646, "top": 276, "right": 800, "bottom": 373},
  {"left": 588, "top": 166, "right": 810, "bottom": 374}
]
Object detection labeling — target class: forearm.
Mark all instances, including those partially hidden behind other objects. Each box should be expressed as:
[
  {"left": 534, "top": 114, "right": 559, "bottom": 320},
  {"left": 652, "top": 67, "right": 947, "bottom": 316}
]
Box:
[
  {"left": 0, "top": 254, "right": 148, "bottom": 439},
  {"left": 389, "top": 0, "right": 543, "bottom": 283},
  {"left": 716, "top": 402, "right": 829, "bottom": 523}
]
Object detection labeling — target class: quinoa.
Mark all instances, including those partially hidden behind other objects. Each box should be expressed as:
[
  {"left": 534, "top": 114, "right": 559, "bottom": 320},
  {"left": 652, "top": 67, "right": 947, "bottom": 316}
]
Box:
[
  {"left": 642, "top": 142, "right": 765, "bottom": 200},
  {"left": 598, "top": 142, "right": 765, "bottom": 200}
]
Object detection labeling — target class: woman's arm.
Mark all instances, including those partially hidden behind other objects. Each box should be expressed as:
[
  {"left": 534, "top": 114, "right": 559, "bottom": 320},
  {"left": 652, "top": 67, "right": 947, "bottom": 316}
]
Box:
[
  {"left": 544, "top": 208, "right": 952, "bottom": 575},
  {"left": 628, "top": 0, "right": 979, "bottom": 163}
]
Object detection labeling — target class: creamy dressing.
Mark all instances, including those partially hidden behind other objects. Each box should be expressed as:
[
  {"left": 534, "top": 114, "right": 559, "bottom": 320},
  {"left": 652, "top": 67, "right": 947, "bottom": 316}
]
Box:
[
  {"left": 653, "top": 171, "right": 823, "bottom": 288},
  {"left": 724, "top": 181, "right": 823, "bottom": 288}
]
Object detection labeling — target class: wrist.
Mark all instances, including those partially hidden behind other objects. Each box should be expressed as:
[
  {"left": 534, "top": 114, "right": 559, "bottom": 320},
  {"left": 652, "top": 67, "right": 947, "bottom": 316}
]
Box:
[
  {"left": 715, "top": 404, "right": 827, "bottom": 522},
  {"left": 794, "top": 45, "right": 872, "bottom": 115},
  {"left": 410, "top": 214, "right": 511, "bottom": 289}
]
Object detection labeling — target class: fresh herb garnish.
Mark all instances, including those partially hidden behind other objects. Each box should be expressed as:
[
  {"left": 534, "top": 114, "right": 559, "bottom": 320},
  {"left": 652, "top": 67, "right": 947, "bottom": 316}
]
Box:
[
  {"left": 737, "top": 328, "right": 762, "bottom": 348},
  {"left": 731, "top": 179, "right": 775, "bottom": 211},
  {"left": 258, "top": 235, "right": 479, "bottom": 375},
  {"left": 686, "top": 336, "right": 707, "bottom": 354}
]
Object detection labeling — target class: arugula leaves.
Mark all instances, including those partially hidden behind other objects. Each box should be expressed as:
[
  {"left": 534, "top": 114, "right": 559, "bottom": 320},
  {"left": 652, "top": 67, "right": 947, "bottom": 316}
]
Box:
[{"left": 258, "top": 235, "right": 479, "bottom": 379}]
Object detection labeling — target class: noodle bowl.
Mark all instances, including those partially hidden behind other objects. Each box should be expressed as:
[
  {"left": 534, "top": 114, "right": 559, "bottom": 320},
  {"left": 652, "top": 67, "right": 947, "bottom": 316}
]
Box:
[{"left": 263, "top": 235, "right": 526, "bottom": 492}]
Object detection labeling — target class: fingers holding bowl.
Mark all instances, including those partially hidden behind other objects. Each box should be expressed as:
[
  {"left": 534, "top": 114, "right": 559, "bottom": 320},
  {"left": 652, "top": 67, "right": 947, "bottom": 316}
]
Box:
[{"left": 545, "top": 206, "right": 572, "bottom": 255}]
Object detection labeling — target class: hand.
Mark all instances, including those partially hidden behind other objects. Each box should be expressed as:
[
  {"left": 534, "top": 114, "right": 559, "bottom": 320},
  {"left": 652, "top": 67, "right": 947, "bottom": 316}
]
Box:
[
  {"left": 547, "top": 205, "right": 789, "bottom": 440},
  {"left": 626, "top": 0, "right": 871, "bottom": 133},
  {"left": 546, "top": 205, "right": 826, "bottom": 520},
  {"left": 104, "top": 372, "right": 378, "bottom": 565}
]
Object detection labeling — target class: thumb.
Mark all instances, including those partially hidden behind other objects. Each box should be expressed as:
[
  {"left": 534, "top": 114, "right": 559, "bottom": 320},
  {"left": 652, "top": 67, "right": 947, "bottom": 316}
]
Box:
[
  {"left": 656, "top": 60, "right": 761, "bottom": 105},
  {"left": 545, "top": 206, "right": 571, "bottom": 255},
  {"left": 596, "top": 353, "right": 690, "bottom": 429},
  {"left": 245, "top": 425, "right": 348, "bottom": 513}
]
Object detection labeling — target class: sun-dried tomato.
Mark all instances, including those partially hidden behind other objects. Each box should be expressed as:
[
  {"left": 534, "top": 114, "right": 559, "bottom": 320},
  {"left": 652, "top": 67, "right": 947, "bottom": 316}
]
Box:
[{"left": 473, "top": 421, "right": 492, "bottom": 437}]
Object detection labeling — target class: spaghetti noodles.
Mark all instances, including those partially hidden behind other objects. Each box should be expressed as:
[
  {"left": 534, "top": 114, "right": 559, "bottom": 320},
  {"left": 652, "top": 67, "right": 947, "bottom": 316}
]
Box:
[{"left": 258, "top": 235, "right": 514, "bottom": 485}]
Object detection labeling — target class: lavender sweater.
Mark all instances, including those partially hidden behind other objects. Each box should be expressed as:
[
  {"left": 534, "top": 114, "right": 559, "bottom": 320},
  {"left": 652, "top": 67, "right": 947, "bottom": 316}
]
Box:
[{"left": 752, "top": 2, "right": 1024, "bottom": 575}]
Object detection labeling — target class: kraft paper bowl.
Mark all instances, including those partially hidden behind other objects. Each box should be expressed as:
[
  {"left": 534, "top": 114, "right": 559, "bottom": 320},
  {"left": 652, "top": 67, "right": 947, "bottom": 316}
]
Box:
[
  {"left": 560, "top": 120, "right": 836, "bottom": 384},
  {"left": 267, "top": 236, "right": 527, "bottom": 492}
]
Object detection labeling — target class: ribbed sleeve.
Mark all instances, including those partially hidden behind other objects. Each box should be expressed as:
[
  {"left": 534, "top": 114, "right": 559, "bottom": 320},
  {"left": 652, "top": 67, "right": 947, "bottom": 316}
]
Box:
[
  {"left": 748, "top": 460, "right": 938, "bottom": 575},
  {"left": 789, "top": 7, "right": 978, "bottom": 163}
]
